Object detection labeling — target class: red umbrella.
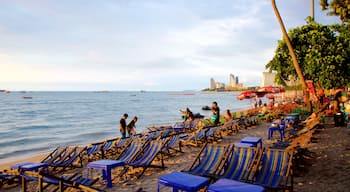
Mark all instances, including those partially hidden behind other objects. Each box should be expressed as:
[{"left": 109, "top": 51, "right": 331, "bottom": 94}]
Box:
[
  {"left": 237, "top": 90, "right": 257, "bottom": 100},
  {"left": 257, "top": 86, "right": 285, "bottom": 94}
]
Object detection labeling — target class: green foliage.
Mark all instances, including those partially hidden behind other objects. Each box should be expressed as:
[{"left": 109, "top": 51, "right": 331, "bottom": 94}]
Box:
[
  {"left": 266, "top": 20, "right": 350, "bottom": 89},
  {"left": 320, "top": 0, "right": 350, "bottom": 23}
]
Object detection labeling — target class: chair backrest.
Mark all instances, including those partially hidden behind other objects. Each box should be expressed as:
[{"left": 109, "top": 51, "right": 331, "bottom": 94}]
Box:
[
  {"left": 221, "top": 146, "right": 258, "bottom": 181},
  {"left": 255, "top": 149, "right": 293, "bottom": 188},
  {"left": 116, "top": 140, "right": 145, "bottom": 163},
  {"left": 114, "top": 137, "right": 129, "bottom": 148},
  {"left": 102, "top": 139, "right": 117, "bottom": 151},
  {"left": 86, "top": 143, "right": 103, "bottom": 156},
  {"left": 130, "top": 140, "right": 163, "bottom": 166},
  {"left": 41, "top": 146, "right": 67, "bottom": 164},
  {"left": 206, "top": 126, "right": 219, "bottom": 137},
  {"left": 188, "top": 143, "right": 232, "bottom": 175},
  {"left": 52, "top": 147, "right": 86, "bottom": 168},
  {"left": 196, "top": 128, "right": 206, "bottom": 139},
  {"left": 50, "top": 146, "right": 77, "bottom": 165},
  {"left": 161, "top": 128, "right": 172, "bottom": 138},
  {"left": 162, "top": 134, "right": 179, "bottom": 150}
]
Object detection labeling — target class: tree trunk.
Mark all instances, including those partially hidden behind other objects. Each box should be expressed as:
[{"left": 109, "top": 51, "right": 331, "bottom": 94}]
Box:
[{"left": 271, "top": 0, "right": 311, "bottom": 112}]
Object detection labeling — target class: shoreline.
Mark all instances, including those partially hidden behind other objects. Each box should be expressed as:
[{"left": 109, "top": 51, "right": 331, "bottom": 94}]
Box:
[{"left": 0, "top": 152, "right": 48, "bottom": 170}]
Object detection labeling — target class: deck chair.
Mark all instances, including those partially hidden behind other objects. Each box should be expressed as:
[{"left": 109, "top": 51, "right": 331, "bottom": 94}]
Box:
[
  {"left": 98, "top": 138, "right": 120, "bottom": 159},
  {"left": 181, "top": 127, "right": 207, "bottom": 147},
  {"left": 161, "top": 134, "right": 182, "bottom": 156},
  {"left": 250, "top": 148, "right": 293, "bottom": 190},
  {"left": 50, "top": 146, "right": 87, "bottom": 172},
  {"left": 205, "top": 126, "right": 222, "bottom": 143},
  {"left": 41, "top": 146, "right": 69, "bottom": 165},
  {"left": 216, "top": 146, "right": 260, "bottom": 181},
  {"left": 110, "top": 137, "right": 133, "bottom": 155},
  {"left": 21, "top": 170, "right": 102, "bottom": 192},
  {"left": 125, "top": 140, "right": 165, "bottom": 178},
  {"left": 115, "top": 140, "right": 147, "bottom": 163},
  {"left": 0, "top": 169, "right": 19, "bottom": 188},
  {"left": 183, "top": 143, "right": 233, "bottom": 177},
  {"left": 220, "top": 120, "right": 239, "bottom": 136},
  {"left": 160, "top": 128, "right": 173, "bottom": 139},
  {"left": 86, "top": 142, "right": 104, "bottom": 162}
]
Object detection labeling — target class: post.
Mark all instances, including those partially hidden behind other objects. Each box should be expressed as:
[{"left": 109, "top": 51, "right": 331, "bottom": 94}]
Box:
[{"left": 311, "top": 0, "right": 315, "bottom": 20}]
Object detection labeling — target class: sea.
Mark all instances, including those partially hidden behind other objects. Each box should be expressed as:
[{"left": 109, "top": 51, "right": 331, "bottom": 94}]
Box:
[{"left": 0, "top": 91, "right": 256, "bottom": 163}]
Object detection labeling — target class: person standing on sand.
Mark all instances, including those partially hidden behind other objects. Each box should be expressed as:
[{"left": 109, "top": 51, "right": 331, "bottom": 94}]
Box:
[
  {"left": 127, "top": 116, "right": 138, "bottom": 137},
  {"left": 253, "top": 98, "right": 258, "bottom": 108},
  {"left": 258, "top": 98, "right": 262, "bottom": 107},
  {"left": 119, "top": 113, "right": 128, "bottom": 138},
  {"left": 224, "top": 109, "right": 233, "bottom": 122},
  {"left": 210, "top": 101, "right": 220, "bottom": 125}
]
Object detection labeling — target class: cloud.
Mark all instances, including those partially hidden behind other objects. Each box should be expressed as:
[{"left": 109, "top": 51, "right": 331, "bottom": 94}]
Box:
[{"left": 0, "top": 0, "right": 341, "bottom": 91}]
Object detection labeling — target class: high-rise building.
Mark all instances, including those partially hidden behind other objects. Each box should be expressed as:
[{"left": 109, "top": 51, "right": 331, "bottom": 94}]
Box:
[
  {"left": 215, "top": 82, "right": 225, "bottom": 89},
  {"left": 229, "top": 74, "right": 236, "bottom": 87},
  {"left": 261, "top": 72, "right": 277, "bottom": 86},
  {"left": 235, "top": 76, "right": 239, "bottom": 85},
  {"left": 210, "top": 78, "right": 216, "bottom": 89}
]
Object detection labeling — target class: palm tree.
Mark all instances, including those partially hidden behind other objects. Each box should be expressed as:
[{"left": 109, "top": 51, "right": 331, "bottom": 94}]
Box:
[{"left": 271, "top": 0, "right": 311, "bottom": 111}]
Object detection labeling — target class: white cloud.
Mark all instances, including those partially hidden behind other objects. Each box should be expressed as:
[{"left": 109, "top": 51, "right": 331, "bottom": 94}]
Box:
[{"left": 0, "top": 0, "right": 341, "bottom": 91}]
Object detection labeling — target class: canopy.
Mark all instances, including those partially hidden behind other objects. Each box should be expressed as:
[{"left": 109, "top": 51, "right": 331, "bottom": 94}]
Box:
[
  {"left": 237, "top": 86, "right": 285, "bottom": 100},
  {"left": 237, "top": 90, "right": 257, "bottom": 100}
]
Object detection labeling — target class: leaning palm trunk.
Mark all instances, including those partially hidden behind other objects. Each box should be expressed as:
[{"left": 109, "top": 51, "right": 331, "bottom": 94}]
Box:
[{"left": 271, "top": 0, "right": 311, "bottom": 112}]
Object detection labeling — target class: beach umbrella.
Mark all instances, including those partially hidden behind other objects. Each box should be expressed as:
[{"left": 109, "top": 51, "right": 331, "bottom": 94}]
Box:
[
  {"left": 237, "top": 90, "right": 257, "bottom": 100},
  {"left": 257, "top": 86, "right": 285, "bottom": 94}
]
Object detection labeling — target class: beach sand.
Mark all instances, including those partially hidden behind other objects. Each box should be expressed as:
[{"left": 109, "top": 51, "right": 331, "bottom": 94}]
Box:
[{"left": 1, "top": 120, "right": 350, "bottom": 191}]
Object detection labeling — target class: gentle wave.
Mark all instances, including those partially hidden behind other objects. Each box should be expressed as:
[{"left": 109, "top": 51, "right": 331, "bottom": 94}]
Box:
[{"left": 0, "top": 91, "right": 257, "bottom": 162}]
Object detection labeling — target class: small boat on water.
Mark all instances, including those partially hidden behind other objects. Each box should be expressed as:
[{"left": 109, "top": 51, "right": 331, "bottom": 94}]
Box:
[
  {"left": 23, "top": 96, "right": 33, "bottom": 99},
  {"left": 181, "top": 113, "right": 204, "bottom": 119},
  {"left": 201, "top": 106, "right": 211, "bottom": 110}
]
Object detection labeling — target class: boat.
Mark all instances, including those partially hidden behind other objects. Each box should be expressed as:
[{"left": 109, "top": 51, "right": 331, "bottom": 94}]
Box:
[
  {"left": 201, "top": 106, "right": 211, "bottom": 110},
  {"left": 23, "top": 96, "right": 33, "bottom": 99}
]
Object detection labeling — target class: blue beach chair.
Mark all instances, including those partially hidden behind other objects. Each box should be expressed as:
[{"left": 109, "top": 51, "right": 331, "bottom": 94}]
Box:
[
  {"left": 0, "top": 169, "right": 19, "bottom": 189},
  {"left": 99, "top": 138, "right": 119, "bottom": 159},
  {"left": 125, "top": 140, "right": 165, "bottom": 178},
  {"left": 50, "top": 147, "right": 86, "bottom": 172},
  {"left": 86, "top": 142, "right": 104, "bottom": 162},
  {"left": 252, "top": 148, "right": 293, "bottom": 190},
  {"left": 218, "top": 146, "right": 259, "bottom": 181},
  {"left": 116, "top": 140, "right": 146, "bottom": 163},
  {"left": 161, "top": 134, "right": 182, "bottom": 156},
  {"left": 181, "top": 128, "right": 207, "bottom": 147},
  {"left": 205, "top": 126, "right": 222, "bottom": 142},
  {"left": 41, "top": 146, "right": 69, "bottom": 165},
  {"left": 21, "top": 170, "right": 102, "bottom": 192},
  {"left": 183, "top": 143, "right": 233, "bottom": 177}
]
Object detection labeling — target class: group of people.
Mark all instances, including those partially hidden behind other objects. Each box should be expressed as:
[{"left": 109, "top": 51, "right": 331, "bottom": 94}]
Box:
[
  {"left": 119, "top": 113, "right": 138, "bottom": 138},
  {"left": 180, "top": 101, "right": 221, "bottom": 126},
  {"left": 253, "top": 98, "right": 263, "bottom": 108}
]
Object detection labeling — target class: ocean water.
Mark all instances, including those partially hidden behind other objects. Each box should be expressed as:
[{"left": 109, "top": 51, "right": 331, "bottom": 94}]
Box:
[{"left": 0, "top": 91, "right": 253, "bottom": 162}]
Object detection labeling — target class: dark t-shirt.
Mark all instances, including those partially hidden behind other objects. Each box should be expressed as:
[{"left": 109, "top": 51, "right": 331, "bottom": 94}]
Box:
[
  {"left": 211, "top": 106, "right": 220, "bottom": 125},
  {"left": 120, "top": 118, "right": 126, "bottom": 133}
]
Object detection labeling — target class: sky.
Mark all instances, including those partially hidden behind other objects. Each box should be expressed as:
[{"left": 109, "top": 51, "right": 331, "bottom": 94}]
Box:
[{"left": 0, "top": 0, "right": 340, "bottom": 91}]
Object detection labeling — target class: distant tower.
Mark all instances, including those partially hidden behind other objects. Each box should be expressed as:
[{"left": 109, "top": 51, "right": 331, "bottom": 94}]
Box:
[
  {"left": 210, "top": 78, "right": 216, "bottom": 89},
  {"left": 229, "top": 74, "right": 236, "bottom": 87},
  {"left": 235, "top": 76, "right": 239, "bottom": 85}
]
